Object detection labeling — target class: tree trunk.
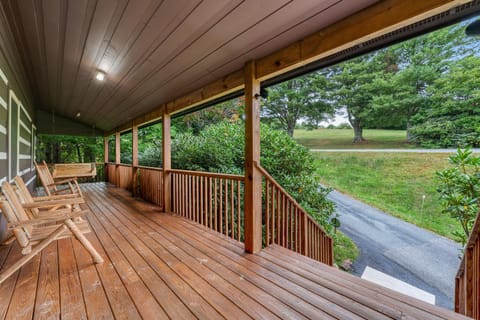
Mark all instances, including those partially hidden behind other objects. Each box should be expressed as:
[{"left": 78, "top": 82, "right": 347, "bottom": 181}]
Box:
[
  {"left": 352, "top": 123, "right": 365, "bottom": 143},
  {"left": 45, "top": 142, "right": 52, "bottom": 163},
  {"left": 286, "top": 120, "right": 296, "bottom": 137},
  {"left": 76, "top": 145, "right": 83, "bottom": 163},
  {"left": 84, "top": 147, "right": 94, "bottom": 162},
  {"left": 406, "top": 121, "right": 414, "bottom": 143},
  {"left": 53, "top": 142, "right": 61, "bottom": 163}
]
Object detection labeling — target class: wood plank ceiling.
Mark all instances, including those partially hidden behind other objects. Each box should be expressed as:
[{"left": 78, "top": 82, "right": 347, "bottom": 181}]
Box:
[{"left": 0, "top": 0, "right": 379, "bottom": 132}]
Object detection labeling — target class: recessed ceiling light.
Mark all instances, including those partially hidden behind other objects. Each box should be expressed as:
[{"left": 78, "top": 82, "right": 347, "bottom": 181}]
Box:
[
  {"left": 76, "top": 112, "right": 81, "bottom": 117},
  {"left": 96, "top": 71, "right": 106, "bottom": 81}
]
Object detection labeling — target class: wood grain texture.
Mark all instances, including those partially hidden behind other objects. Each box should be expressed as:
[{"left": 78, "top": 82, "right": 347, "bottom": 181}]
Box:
[
  {"left": 0, "top": 183, "right": 470, "bottom": 319},
  {"left": 456, "top": 210, "right": 480, "bottom": 319},
  {"left": 243, "top": 60, "right": 262, "bottom": 254}
]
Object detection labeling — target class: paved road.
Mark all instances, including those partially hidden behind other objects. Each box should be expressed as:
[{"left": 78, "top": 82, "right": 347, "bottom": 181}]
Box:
[
  {"left": 329, "top": 190, "right": 462, "bottom": 309},
  {"left": 312, "top": 148, "right": 480, "bottom": 153}
]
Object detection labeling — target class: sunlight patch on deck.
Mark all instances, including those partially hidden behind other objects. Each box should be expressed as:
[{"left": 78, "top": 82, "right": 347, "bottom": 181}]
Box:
[{"left": 361, "top": 266, "right": 436, "bottom": 305}]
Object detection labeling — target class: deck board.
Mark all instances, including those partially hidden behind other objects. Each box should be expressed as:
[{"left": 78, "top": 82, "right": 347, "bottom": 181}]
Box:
[{"left": 0, "top": 183, "right": 470, "bottom": 319}]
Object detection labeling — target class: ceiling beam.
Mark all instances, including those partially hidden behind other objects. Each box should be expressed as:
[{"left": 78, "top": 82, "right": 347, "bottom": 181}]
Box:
[
  {"left": 255, "top": 0, "right": 469, "bottom": 80},
  {"left": 107, "top": 0, "right": 468, "bottom": 136}
]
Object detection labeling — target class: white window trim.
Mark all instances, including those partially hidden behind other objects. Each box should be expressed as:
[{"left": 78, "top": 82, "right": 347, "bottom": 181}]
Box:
[
  {"left": 19, "top": 167, "right": 31, "bottom": 176},
  {"left": 20, "top": 120, "right": 31, "bottom": 134},
  {"left": 0, "top": 96, "right": 6, "bottom": 110},
  {"left": 25, "top": 175, "right": 36, "bottom": 186},
  {"left": 0, "top": 68, "right": 8, "bottom": 85},
  {"left": 20, "top": 104, "right": 32, "bottom": 123},
  {"left": 19, "top": 136, "right": 31, "bottom": 147}
]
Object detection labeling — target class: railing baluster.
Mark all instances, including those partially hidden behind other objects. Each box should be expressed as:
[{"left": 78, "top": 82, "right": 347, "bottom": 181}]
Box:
[
  {"left": 230, "top": 179, "right": 234, "bottom": 239},
  {"left": 237, "top": 180, "right": 241, "bottom": 242},
  {"left": 214, "top": 178, "right": 218, "bottom": 232},
  {"left": 224, "top": 179, "right": 229, "bottom": 238},
  {"left": 256, "top": 164, "right": 333, "bottom": 266}
]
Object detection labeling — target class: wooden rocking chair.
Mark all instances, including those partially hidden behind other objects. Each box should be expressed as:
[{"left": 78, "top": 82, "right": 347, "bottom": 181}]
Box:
[
  {"left": 34, "top": 160, "right": 83, "bottom": 197},
  {"left": 13, "top": 176, "right": 82, "bottom": 217},
  {"left": 0, "top": 181, "right": 103, "bottom": 284}
]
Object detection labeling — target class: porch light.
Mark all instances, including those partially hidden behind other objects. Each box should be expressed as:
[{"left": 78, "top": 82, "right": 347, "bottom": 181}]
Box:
[
  {"left": 76, "top": 112, "right": 81, "bottom": 117},
  {"left": 95, "top": 70, "right": 106, "bottom": 81}
]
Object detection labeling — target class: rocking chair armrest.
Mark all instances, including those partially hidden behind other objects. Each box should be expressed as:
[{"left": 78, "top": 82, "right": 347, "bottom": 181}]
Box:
[
  {"left": 38, "top": 207, "right": 79, "bottom": 216},
  {"left": 7, "top": 210, "right": 89, "bottom": 229},
  {"left": 33, "top": 193, "right": 80, "bottom": 201},
  {"left": 22, "top": 198, "right": 85, "bottom": 208}
]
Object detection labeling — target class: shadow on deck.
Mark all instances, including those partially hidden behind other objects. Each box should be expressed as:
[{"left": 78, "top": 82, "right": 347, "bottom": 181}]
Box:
[{"left": 0, "top": 183, "right": 469, "bottom": 319}]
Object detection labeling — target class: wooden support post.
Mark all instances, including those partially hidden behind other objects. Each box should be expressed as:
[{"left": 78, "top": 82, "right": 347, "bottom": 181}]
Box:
[
  {"left": 244, "top": 61, "right": 262, "bottom": 254},
  {"left": 115, "top": 132, "right": 120, "bottom": 186},
  {"left": 103, "top": 136, "right": 109, "bottom": 182},
  {"left": 162, "top": 109, "right": 172, "bottom": 213},
  {"left": 115, "top": 132, "right": 121, "bottom": 164},
  {"left": 132, "top": 125, "right": 139, "bottom": 196}
]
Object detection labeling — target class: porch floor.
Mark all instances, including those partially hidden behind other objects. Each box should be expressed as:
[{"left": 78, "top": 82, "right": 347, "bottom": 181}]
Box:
[{"left": 0, "top": 183, "right": 468, "bottom": 319}]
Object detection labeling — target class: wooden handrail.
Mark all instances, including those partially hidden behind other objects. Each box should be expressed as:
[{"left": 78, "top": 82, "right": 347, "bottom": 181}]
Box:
[
  {"left": 256, "top": 162, "right": 333, "bottom": 266},
  {"left": 115, "top": 163, "right": 133, "bottom": 167},
  {"left": 105, "top": 162, "right": 332, "bottom": 265},
  {"left": 455, "top": 210, "right": 480, "bottom": 318},
  {"left": 170, "top": 170, "right": 244, "bottom": 242},
  {"left": 256, "top": 163, "right": 321, "bottom": 228},
  {"left": 136, "top": 165, "right": 163, "bottom": 172},
  {"left": 255, "top": 162, "right": 330, "bottom": 234},
  {"left": 168, "top": 169, "right": 244, "bottom": 181}
]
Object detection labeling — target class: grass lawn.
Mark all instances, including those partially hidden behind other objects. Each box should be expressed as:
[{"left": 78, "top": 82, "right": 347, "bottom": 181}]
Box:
[
  {"left": 334, "top": 231, "right": 359, "bottom": 268},
  {"left": 313, "top": 152, "right": 462, "bottom": 242},
  {"left": 294, "top": 129, "right": 412, "bottom": 149}
]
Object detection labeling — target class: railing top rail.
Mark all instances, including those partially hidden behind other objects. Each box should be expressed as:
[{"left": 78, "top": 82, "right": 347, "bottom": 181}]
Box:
[
  {"left": 255, "top": 161, "right": 330, "bottom": 237},
  {"left": 137, "top": 165, "right": 163, "bottom": 172},
  {"left": 456, "top": 210, "right": 480, "bottom": 279},
  {"left": 168, "top": 169, "right": 244, "bottom": 181},
  {"left": 116, "top": 163, "right": 133, "bottom": 167},
  {"left": 466, "top": 211, "right": 480, "bottom": 249}
]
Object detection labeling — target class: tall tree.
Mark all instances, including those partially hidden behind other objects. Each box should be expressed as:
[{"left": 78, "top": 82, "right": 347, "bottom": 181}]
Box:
[
  {"left": 329, "top": 51, "right": 394, "bottom": 142},
  {"left": 262, "top": 72, "right": 334, "bottom": 137},
  {"left": 372, "top": 23, "right": 477, "bottom": 142},
  {"left": 411, "top": 56, "right": 480, "bottom": 147}
]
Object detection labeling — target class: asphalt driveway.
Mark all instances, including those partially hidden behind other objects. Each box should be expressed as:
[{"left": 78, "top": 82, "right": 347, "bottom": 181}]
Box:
[{"left": 329, "top": 190, "right": 462, "bottom": 309}]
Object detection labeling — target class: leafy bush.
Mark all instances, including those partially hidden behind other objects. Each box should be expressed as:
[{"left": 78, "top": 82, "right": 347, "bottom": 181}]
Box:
[
  {"left": 436, "top": 148, "right": 480, "bottom": 245},
  {"left": 411, "top": 57, "right": 480, "bottom": 148},
  {"left": 171, "top": 121, "right": 335, "bottom": 231},
  {"left": 410, "top": 116, "right": 480, "bottom": 148}
]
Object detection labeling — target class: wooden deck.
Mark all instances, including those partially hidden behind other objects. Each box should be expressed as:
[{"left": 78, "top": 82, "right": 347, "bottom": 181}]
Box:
[{"left": 0, "top": 183, "right": 469, "bottom": 319}]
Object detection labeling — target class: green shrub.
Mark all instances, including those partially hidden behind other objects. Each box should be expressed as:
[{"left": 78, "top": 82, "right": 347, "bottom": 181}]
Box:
[
  {"left": 171, "top": 121, "right": 335, "bottom": 232},
  {"left": 436, "top": 148, "right": 480, "bottom": 245}
]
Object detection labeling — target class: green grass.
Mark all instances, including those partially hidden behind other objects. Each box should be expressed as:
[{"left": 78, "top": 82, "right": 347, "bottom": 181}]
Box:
[
  {"left": 313, "top": 152, "right": 462, "bottom": 242},
  {"left": 294, "top": 129, "right": 413, "bottom": 149},
  {"left": 334, "top": 231, "right": 359, "bottom": 268}
]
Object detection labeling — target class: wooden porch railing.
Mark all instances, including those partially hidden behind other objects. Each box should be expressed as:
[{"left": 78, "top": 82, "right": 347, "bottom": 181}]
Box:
[
  {"left": 137, "top": 166, "right": 163, "bottom": 207},
  {"left": 171, "top": 169, "right": 244, "bottom": 242},
  {"left": 257, "top": 164, "right": 334, "bottom": 266},
  {"left": 455, "top": 212, "right": 480, "bottom": 319},
  {"left": 106, "top": 163, "right": 133, "bottom": 190},
  {"left": 104, "top": 163, "right": 333, "bottom": 265}
]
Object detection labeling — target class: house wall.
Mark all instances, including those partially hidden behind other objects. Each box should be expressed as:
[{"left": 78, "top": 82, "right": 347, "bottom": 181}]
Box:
[{"left": 0, "top": 12, "right": 36, "bottom": 242}]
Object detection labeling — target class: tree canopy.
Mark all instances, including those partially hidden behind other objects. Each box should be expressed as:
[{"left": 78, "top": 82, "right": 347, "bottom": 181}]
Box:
[
  {"left": 260, "top": 20, "right": 479, "bottom": 146},
  {"left": 263, "top": 72, "right": 334, "bottom": 137}
]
